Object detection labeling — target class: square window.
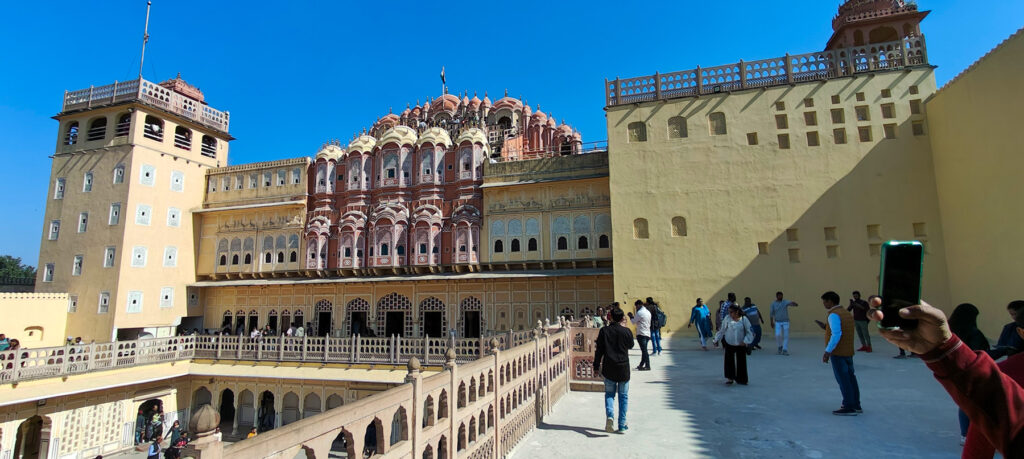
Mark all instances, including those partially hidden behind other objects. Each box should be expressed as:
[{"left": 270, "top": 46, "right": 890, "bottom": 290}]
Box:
[
  {"left": 866, "top": 224, "right": 881, "bottom": 239},
  {"left": 881, "top": 89, "right": 892, "bottom": 98},
  {"left": 855, "top": 92, "right": 865, "bottom": 102},
  {"left": 127, "top": 291, "right": 143, "bottom": 313},
  {"left": 824, "top": 227, "right": 837, "bottom": 240},
  {"left": 109, "top": 203, "right": 121, "bottom": 225},
  {"left": 909, "top": 85, "right": 920, "bottom": 95},
  {"left": 786, "top": 228, "right": 799, "bottom": 241},
  {"left": 804, "top": 112, "right": 818, "bottom": 126},
  {"left": 807, "top": 131, "right": 820, "bottom": 147},
  {"left": 778, "top": 134, "right": 790, "bottom": 149},
  {"left": 826, "top": 245, "right": 840, "bottom": 259},
  {"left": 912, "top": 121, "right": 925, "bottom": 136},
  {"left": 788, "top": 248, "right": 801, "bottom": 263},
  {"left": 858, "top": 126, "right": 873, "bottom": 142},
  {"left": 135, "top": 204, "right": 152, "bottom": 226},
  {"left": 831, "top": 108, "right": 845, "bottom": 124},
  {"left": 833, "top": 128, "right": 847, "bottom": 144},
  {"left": 775, "top": 101, "right": 786, "bottom": 111},
  {"left": 883, "top": 123, "right": 897, "bottom": 139},
  {"left": 140, "top": 164, "right": 156, "bottom": 186},
  {"left": 170, "top": 170, "right": 185, "bottom": 192},
  {"left": 98, "top": 292, "right": 110, "bottom": 313},
  {"left": 910, "top": 99, "right": 922, "bottom": 115},
  {"left": 757, "top": 242, "right": 769, "bottom": 255},
  {"left": 869, "top": 243, "right": 882, "bottom": 257},
  {"left": 881, "top": 103, "right": 896, "bottom": 119},
  {"left": 855, "top": 106, "right": 870, "bottom": 121},
  {"left": 831, "top": 95, "right": 841, "bottom": 104},
  {"left": 804, "top": 98, "right": 814, "bottom": 108},
  {"left": 104, "top": 246, "right": 116, "bottom": 267},
  {"left": 746, "top": 133, "right": 758, "bottom": 145},
  {"left": 913, "top": 222, "right": 927, "bottom": 237},
  {"left": 775, "top": 114, "right": 789, "bottom": 129}
]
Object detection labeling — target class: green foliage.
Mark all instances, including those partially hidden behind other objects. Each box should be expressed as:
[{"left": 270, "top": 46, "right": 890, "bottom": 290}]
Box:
[{"left": 0, "top": 255, "right": 36, "bottom": 279}]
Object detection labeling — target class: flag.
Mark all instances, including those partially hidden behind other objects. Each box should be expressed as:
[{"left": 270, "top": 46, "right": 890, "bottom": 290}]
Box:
[{"left": 440, "top": 66, "right": 446, "bottom": 85}]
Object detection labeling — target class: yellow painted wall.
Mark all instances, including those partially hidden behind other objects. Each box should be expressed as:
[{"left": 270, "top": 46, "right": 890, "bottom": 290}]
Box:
[
  {"left": 0, "top": 293, "right": 69, "bottom": 347},
  {"left": 607, "top": 68, "right": 951, "bottom": 336},
  {"left": 928, "top": 30, "right": 1024, "bottom": 337},
  {"left": 195, "top": 204, "right": 307, "bottom": 277}
]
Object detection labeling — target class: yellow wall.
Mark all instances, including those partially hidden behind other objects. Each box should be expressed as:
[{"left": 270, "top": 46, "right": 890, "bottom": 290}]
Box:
[
  {"left": 928, "top": 30, "right": 1024, "bottom": 337},
  {"left": 607, "top": 68, "right": 951, "bottom": 335},
  {"left": 0, "top": 293, "right": 69, "bottom": 347}
]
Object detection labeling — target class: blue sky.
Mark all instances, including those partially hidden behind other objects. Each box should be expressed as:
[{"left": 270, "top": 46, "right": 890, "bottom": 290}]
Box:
[{"left": 1, "top": 0, "right": 1020, "bottom": 268}]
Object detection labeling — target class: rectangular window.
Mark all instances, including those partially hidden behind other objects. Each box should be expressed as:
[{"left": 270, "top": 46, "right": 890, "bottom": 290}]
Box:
[
  {"left": 757, "top": 242, "right": 769, "bottom": 255},
  {"left": 54, "top": 178, "right": 65, "bottom": 199},
  {"left": 160, "top": 287, "right": 174, "bottom": 308},
  {"left": 292, "top": 168, "right": 302, "bottom": 184},
  {"left": 249, "top": 174, "right": 257, "bottom": 188},
  {"left": 909, "top": 85, "right": 920, "bottom": 95},
  {"left": 131, "top": 246, "right": 147, "bottom": 267},
  {"left": 127, "top": 291, "right": 143, "bottom": 313},
  {"left": 775, "top": 114, "right": 789, "bottom": 129},
  {"left": 83, "top": 172, "right": 93, "bottom": 192},
  {"left": 826, "top": 245, "right": 840, "bottom": 259},
  {"left": 807, "top": 131, "right": 820, "bottom": 147},
  {"left": 277, "top": 170, "right": 286, "bottom": 186},
  {"left": 858, "top": 126, "right": 873, "bottom": 142},
  {"left": 855, "top": 106, "right": 870, "bottom": 121},
  {"left": 869, "top": 243, "right": 882, "bottom": 256},
  {"left": 831, "top": 95, "right": 841, "bottom": 104},
  {"left": 68, "top": 295, "right": 78, "bottom": 313},
  {"left": 113, "top": 166, "right": 124, "bottom": 184},
  {"left": 775, "top": 101, "right": 786, "bottom": 111},
  {"left": 135, "top": 204, "right": 152, "bottom": 226},
  {"left": 778, "top": 134, "right": 791, "bottom": 149},
  {"left": 263, "top": 172, "right": 272, "bottom": 187},
  {"left": 708, "top": 112, "right": 727, "bottom": 135},
  {"left": 803, "top": 98, "right": 814, "bottom": 108},
  {"left": 78, "top": 212, "right": 89, "bottom": 232},
  {"left": 163, "top": 246, "right": 178, "bottom": 267},
  {"left": 72, "top": 255, "right": 83, "bottom": 276},
  {"left": 824, "top": 226, "right": 837, "bottom": 241},
  {"left": 881, "top": 103, "right": 896, "bottom": 119},
  {"left": 881, "top": 88, "right": 892, "bottom": 98},
  {"left": 236, "top": 175, "right": 244, "bottom": 190},
  {"left": 804, "top": 112, "right": 818, "bottom": 126},
  {"left": 912, "top": 121, "right": 925, "bottom": 136},
  {"left": 167, "top": 207, "right": 181, "bottom": 227},
  {"left": 43, "top": 263, "right": 54, "bottom": 282},
  {"left": 98, "top": 292, "right": 110, "bottom": 313},
  {"left": 909, "top": 99, "right": 922, "bottom": 115},
  {"left": 786, "top": 228, "right": 799, "bottom": 241},
  {"left": 855, "top": 92, "right": 865, "bottom": 102},
  {"left": 109, "top": 203, "right": 121, "bottom": 225},
  {"left": 140, "top": 164, "right": 155, "bottom": 186},
  {"left": 830, "top": 108, "right": 845, "bottom": 124},
  {"left": 208, "top": 178, "right": 216, "bottom": 193},
  {"left": 913, "top": 222, "right": 928, "bottom": 238},
  {"left": 788, "top": 248, "right": 801, "bottom": 263},
  {"left": 222, "top": 177, "right": 230, "bottom": 191},
  {"left": 833, "top": 128, "right": 847, "bottom": 144},
  {"left": 627, "top": 122, "right": 647, "bottom": 142},
  {"left": 746, "top": 133, "right": 758, "bottom": 145},
  {"left": 170, "top": 170, "right": 185, "bottom": 192},
  {"left": 49, "top": 220, "right": 60, "bottom": 240},
  {"left": 883, "top": 123, "right": 898, "bottom": 139},
  {"left": 104, "top": 246, "right": 116, "bottom": 268}
]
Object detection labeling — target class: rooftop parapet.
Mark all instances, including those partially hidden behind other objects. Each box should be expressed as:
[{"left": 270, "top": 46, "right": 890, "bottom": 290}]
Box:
[
  {"left": 605, "top": 36, "right": 929, "bottom": 107},
  {"left": 61, "top": 77, "right": 230, "bottom": 133}
]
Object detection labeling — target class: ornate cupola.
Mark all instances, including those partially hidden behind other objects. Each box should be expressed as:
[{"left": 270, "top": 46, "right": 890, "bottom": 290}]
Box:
[{"left": 826, "top": 0, "right": 929, "bottom": 50}]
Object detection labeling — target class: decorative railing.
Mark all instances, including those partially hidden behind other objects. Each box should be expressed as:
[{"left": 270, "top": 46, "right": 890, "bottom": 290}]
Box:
[
  {"left": 494, "top": 140, "right": 608, "bottom": 163},
  {"left": 215, "top": 326, "right": 572, "bottom": 459},
  {"left": 606, "top": 36, "right": 929, "bottom": 107},
  {"left": 61, "top": 78, "right": 230, "bottom": 132},
  {"left": 0, "top": 329, "right": 560, "bottom": 385}
]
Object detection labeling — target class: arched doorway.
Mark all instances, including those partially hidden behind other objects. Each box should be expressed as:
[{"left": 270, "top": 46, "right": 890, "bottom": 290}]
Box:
[
  {"left": 377, "top": 293, "right": 412, "bottom": 338},
  {"left": 345, "top": 298, "right": 371, "bottom": 337},
  {"left": 219, "top": 389, "right": 235, "bottom": 432},
  {"left": 419, "top": 297, "right": 447, "bottom": 338},
  {"left": 257, "top": 391, "right": 276, "bottom": 432},
  {"left": 238, "top": 390, "right": 255, "bottom": 431},
  {"left": 14, "top": 415, "right": 51, "bottom": 459},
  {"left": 313, "top": 300, "right": 332, "bottom": 337},
  {"left": 329, "top": 428, "right": 354, "bottom": 457},
  {"left": 363, "top": 419, "right": 383, "bottom": 458},
  {"left": 459, "top": 297, "right": 484, "bottom": 338},
  {"left": 136, "top": 398, "right": 164, "bottom": 445},
  {"left": 192, "top": 387, "right": 212, "bottom": 415}
]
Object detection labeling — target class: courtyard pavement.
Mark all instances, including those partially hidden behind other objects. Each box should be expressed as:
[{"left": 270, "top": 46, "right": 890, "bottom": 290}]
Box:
[{"left": 511, "top": 335, "right": 971, "bottom": 459}]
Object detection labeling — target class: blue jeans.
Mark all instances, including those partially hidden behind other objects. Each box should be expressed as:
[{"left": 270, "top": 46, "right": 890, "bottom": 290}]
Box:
[
  {"left": 751, "top": 325, "right": 762, "bottom": 348},
  {"left": 958, "top": 409, "right": 969, "bottom": 436},
  {"left": 604, "top": 378, "right": 629, "bottom": 428},
  {"left": 831, "top": 356, "right": 861, "bottom": 410},
  {"left": 651, "top": 328, "right": 662, "bottom": 354}
]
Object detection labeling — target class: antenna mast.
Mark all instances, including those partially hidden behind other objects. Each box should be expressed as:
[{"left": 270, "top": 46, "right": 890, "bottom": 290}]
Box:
[{"left": 138, "top": 1, "right": 152, "bottom": 79}]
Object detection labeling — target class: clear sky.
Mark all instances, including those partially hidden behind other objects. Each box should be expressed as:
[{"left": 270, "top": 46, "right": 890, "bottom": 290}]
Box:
[{"left": 1, "top": 0, "right": 1020, "bottom": 268}]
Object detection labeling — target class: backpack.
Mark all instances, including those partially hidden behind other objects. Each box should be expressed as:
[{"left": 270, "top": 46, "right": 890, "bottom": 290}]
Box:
[{"left": 656, "top": 307, "right": 668, "bottom": 328}]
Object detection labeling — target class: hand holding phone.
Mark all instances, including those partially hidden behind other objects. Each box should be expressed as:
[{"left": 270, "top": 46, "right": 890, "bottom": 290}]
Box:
[{"left": 879, "top": 241, "right": 924, "bottom": 330}]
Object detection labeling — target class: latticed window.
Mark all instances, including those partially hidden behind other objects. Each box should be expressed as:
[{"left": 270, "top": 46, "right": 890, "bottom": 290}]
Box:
[
  {"left": 627, "top": 122, "right": 647, "bottom": 142},
  {"left": 667, "top": 117, "right": 687, "bottom": 139},
  {"left": 633, "top": 218, "right": 649, "bottom": 239},
  {"left": 708, "top": 112, "right": 727, "bottom": 135}
]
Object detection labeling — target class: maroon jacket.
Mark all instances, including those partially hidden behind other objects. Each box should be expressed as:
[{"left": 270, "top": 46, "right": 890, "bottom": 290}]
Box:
[
  {"left": 963, "top": 351, "right": 1024, "bottom": 457},
  {"left": 922, "top": 335, "right": 1024, "bottom": 457}
]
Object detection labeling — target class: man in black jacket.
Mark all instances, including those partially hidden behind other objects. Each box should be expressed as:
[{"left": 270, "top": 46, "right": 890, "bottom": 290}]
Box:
[{"left": 593, "top": 307, "right": 635, "bottom": 433}]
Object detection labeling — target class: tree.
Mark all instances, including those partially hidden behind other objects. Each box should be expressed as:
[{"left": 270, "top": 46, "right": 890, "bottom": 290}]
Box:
[{"left": 0, "top": 255, "right": 36, "bottom": 279}]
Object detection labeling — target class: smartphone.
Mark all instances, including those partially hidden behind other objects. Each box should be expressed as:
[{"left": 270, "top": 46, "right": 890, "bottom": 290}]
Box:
[{"left": 879, "top": 241, "right": 924, "bottom": 330}]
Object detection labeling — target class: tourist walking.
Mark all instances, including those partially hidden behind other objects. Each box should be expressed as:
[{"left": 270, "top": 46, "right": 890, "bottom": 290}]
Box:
[
  {"left": 146, "top": 436, "right": 162, "bottom": 459},
  {"left": 948, "top": 303, "right": 990, "bottom": 443},
  {"left": 742, "top": 297, "right": 764, "bottom": 350},
  {"left": 715, "top": 301, "right": 727, "bottom": 332},
  {"left": 848, "top": 291, "right": 872, "bottom": 352},
  {"left": 688, "top": 298, "right": 713, "bottom": 350},
  {"left": 168, "top": 420, "right": 181, "bottom": 447},
  {"left": 713, "top": 305, "right": 754, "bottom": 385},
  {"left": 629, "top": 300, "right": 652, "bottom": 371},
  {"left": 593, "top": 307, "right": 635, "bottom": 433},
  {"left": 646, "top": 298, "right": 666, "bottom": 355},
  {"left": 818, "top": 291, "right": 861, "bottom": 415},
  {"left": 770, "top": 291, "right": 799, "bottom": 355}
]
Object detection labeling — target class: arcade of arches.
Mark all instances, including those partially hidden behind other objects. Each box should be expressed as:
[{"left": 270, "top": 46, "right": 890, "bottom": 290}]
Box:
[{"left": 203, "top": 274, "right": 612, "bottom": 337}]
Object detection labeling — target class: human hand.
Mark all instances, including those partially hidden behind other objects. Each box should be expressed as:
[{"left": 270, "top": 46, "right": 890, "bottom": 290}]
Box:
[
  {"left": 814, "top": 320, "right": 826, "bottom": 330},
  {"left": 687, "top": 323, "right": 691, "bottom": 328},
  {"left": 822, "top": 351, "right": 831, "bottom": 363},
  {"left": 868, "top": 298, "right": 952, "bottom": 355}
]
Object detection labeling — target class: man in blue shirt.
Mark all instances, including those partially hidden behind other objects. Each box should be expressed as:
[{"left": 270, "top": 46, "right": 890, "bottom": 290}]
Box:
[
  {"left": 743, "top": 297, "right": 765, "bottom": 350},
  {"left": 770, "top": 291, "right": 799, "bottom": 355}
]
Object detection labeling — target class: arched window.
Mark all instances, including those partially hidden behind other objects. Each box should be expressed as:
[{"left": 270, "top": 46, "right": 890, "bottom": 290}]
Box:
[
  {"left": 264, "top": 252, "right": 272, "bottom": 263},
  {"left": 668, "top": 116, "right": 688, "bottom": 139},
  {"left": 633, "top": 218, "right": 649, "bottom": 239},
  {"left": 578, "top": 236, "right": 589, "bottom": 250},
  {"left": 627, "top": 121, "right": 647, "bottom": 142},
  {"left": 115, "top": 113, "right": 131, "bottom": 137},
  {"left": 174, "top": 126, "right": 192, "bottom": 150},
  {"left": 528, "top": 238, "right": 537, "bottom": 251},
  {"left": 599, "top": 235, "right": 610, "bottom": 248},
  {"left": 219, "top": 255, "right": 227, "bottom": 266},
  {"left": 671, "top": 216, "right": 687, "bottom": 237},
  {"left": 493, "top": 240, "right": 503, "bottom": 253},
  {"left": 64, "top": 122, "right": 79, "bottom": 145},
  {"left": 289, "top": 251, "right": 297, "bottom": 262},
  {"left": 419, "top": 243, "right": 427, "bottom": 254},
  {"left": 201, "top": 135, "right": 217, "bottom": 158},
  {"left": 381, "top": 244, "right": 390, "bottom": 256},
  {"left": 510, "top": 239, "right": 520, "bottom": 252},
  {"left": 244, "top": 253, "right": 252, "bottom": 264},
  {"left": 557, "top": 237, "right": 568, "bottom": 250},
  {"left": 87, "top": 117, "right": 107, "bottom": 141},
  {"left": 143, "top": 116, "right": 164, "bottom": 141},
  {"left": 396, "top": 245, "right": 405, "bottom": 256},
  {"left": 277, "top": 252, "right": 284, "bottom": 263},
  {"left": 231, "top": 254, "right": 239, "bottom": 265},
  {"left": 709, "top": 112, "right": 727, "bottom": 136}
]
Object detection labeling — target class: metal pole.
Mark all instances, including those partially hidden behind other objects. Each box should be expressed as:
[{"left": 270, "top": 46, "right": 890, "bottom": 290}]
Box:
[{"left": 138, "top": 1, "right": 152, "bottom": 79}]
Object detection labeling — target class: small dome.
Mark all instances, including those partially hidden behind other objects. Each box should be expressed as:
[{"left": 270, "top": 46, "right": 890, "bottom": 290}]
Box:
[
  {"left": 557, "top": 124, "right": 573, "bottom": 134},
  {"left": 482, "top": 93, "right": 492, "bottom": 107},
  {"left": 530, "top": 110, "right": 547, "bottom": 124},
  {"left": 546, "top": 116, "right": 556, "bottom": 128},
  {"left": 316, "top": 144, "right": 344, "bottom": 161},
  {"left": 469, "top": 94, "right": 481, "bottom": 110},
  {"left": 188, "top": 404, "right": 220, "bottom": 436},
  {"left": 348, "top": 135, "right": 377, "bottom": 154},
  {"left": 461, "top": 95, "right": 470, "bottom": 107},
  {"left": 417, "top": 127, "right": 452, "bottom": 148},
  {"left": 378, "top": 125, "right": 418, "bottom": 147},
  {"left": 493, "top": 96, "right": 523, "bottom": 111},
  {"left": 375, "top": 113, "right": 400, "bottom": 130},
  {"left": 456, "top": 127, "right": 489, "bottom": 153},
  {"left": 431, "top": 94, "right": 461, "bottom": 113},
  {"left": 522, "top": 104, "right": 532, "bottom": 116}
]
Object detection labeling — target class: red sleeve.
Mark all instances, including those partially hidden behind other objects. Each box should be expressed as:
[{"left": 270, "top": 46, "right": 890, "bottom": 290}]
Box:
[{"left": 923, "top": 335, "right": 1024, "bottom": 456}]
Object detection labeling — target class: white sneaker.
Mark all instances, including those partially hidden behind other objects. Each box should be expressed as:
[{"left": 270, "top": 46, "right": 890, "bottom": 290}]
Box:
[
  {"left": 960, "top": 436, "right": 966, "bottom": 446},
  {"left": 606, "top": 417, "right": 615, "bottom": 433}
]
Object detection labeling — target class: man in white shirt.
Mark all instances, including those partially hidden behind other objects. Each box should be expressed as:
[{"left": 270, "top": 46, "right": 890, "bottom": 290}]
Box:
[{"left": 629, "top": 300, "right": 652, "bottom": 371}]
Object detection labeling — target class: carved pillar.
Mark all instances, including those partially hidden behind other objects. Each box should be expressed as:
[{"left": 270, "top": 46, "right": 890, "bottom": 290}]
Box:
[
  {"left": 490, "top": 338, "right": 501, "bottom": 459},
  {"left": 273, "top": 393, "right": 283, "bottom": 429},
  {"left": 231, "top": 387, "right": 241, "bottom": 435},
  {"left": 445, "top": 348, "right": 458, "bottom": 459}
]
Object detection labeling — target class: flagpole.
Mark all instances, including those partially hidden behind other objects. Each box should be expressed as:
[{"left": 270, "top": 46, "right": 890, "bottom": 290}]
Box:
[{"left": 138, "top": 1, "right": 152, "bottom": 80}]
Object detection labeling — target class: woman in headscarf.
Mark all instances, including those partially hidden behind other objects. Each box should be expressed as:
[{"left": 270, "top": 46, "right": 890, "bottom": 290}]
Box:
[
  {"left": 948, "top": 303, "right": 991, "bottom": 444},
  {"left": 688, "top": 298, "right": 713, "bottom": 350}
]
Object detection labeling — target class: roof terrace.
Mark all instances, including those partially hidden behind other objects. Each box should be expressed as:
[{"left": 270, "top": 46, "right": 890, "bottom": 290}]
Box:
[{"left": 61, "top": 77, "right": 230, "bottom": 133}]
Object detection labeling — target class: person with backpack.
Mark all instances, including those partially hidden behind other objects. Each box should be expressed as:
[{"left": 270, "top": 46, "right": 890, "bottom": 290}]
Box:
[
  {"left": 742, "top": 297, "right": 765, "bottom": 350},
  {"left": 646, "top": 297, "right": 667, "bottom": 355}
]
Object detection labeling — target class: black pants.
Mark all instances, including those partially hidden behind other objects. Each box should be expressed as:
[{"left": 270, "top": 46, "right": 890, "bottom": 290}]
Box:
[
  {"left": 637, "top": 336, "right": 651, "bottom": 369},
  {"left": 723, "top": 343, "right": 748, "bottom": 384}
]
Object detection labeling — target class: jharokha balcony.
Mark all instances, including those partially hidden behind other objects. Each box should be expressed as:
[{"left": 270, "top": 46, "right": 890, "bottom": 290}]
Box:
[{"left": 61, "top": 77, "right": 230, "bottom": 133}]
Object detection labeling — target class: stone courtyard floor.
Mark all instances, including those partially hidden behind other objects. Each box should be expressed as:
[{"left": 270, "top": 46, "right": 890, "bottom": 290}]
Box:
[{"left": 511, "top": 336, "right": 973, "bottom": 459}]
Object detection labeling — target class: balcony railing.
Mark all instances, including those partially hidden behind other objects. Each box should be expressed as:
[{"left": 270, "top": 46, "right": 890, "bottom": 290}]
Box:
[
  {"left": 606, "top": 36, "right": 929, "bottom": 107},
  {"left": 62, "top": 78, "right": 230, "bottom": 133},
  {"left": 494, "top": 140, "right": 608, "bottom": 162}
]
